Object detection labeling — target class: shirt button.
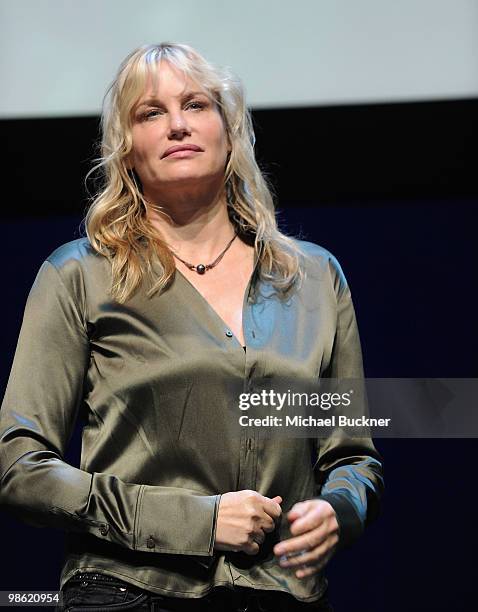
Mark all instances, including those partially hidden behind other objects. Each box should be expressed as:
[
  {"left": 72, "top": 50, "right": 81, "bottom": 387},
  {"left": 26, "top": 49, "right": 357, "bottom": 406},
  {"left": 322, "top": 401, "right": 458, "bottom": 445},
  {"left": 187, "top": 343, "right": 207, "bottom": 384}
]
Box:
[
  {"left": 99, "top": 524, "right": 109, "bottom": 536},
  {"left": 225, "top": 330, "right": 233, "bottom": 338},
  {"left": 146, "top": 536, "right": 155, "bottom": 549}
]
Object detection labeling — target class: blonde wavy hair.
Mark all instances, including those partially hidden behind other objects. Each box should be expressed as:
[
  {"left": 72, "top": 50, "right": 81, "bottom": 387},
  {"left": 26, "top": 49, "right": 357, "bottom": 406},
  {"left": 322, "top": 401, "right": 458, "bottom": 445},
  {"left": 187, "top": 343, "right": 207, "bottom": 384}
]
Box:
[{"left": 85, "top": 42, "right": 305, "bottom": 303}]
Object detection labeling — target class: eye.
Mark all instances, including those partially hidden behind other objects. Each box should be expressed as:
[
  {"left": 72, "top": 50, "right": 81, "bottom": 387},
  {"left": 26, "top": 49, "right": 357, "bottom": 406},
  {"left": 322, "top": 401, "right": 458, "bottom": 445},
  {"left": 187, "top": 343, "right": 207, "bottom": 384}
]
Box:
[
  {"left": 137, "top": 108, "right": 163, "bottom": 121},
  {"left": 186, "top": 100, "right": 207, "bottom": 111},
  {"left": 146, "top": 108, "right": 164, "bottom": 119}
]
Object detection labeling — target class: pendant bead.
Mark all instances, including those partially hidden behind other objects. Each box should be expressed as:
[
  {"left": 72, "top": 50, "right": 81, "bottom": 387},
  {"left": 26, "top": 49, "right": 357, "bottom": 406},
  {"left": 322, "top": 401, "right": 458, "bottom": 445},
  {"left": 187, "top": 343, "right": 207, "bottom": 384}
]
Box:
[{"left": 171, "top": 232, "right": 237, "bottom": 275}]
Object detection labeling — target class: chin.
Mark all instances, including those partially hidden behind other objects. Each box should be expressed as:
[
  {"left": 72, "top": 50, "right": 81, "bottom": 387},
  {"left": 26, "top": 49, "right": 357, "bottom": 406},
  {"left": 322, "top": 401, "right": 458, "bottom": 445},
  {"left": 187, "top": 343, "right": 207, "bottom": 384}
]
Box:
[{"left": 162, "top": 169, "right": 223, "bottom": 187}]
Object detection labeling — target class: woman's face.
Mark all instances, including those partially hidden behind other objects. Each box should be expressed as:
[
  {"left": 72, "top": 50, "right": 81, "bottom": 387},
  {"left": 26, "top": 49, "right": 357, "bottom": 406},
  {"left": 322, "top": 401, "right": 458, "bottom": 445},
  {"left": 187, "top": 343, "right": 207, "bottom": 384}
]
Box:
[{"left": 129, "top": 61, "right": 230, "bottom": 199}]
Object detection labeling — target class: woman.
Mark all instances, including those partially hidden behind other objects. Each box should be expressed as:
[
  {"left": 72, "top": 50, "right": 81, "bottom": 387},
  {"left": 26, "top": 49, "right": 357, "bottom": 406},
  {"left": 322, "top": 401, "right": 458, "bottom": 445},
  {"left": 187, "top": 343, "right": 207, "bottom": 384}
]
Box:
[{"left": 0, "top": 43, "right": 383, "bottom": 611}]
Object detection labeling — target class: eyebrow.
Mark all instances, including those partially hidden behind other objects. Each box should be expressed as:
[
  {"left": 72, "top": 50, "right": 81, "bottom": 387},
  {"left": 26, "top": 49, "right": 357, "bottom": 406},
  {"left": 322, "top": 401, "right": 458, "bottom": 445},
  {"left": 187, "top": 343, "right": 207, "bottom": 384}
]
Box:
[{"left": 136, "top": 91, "right": 211, "bottom": 109}]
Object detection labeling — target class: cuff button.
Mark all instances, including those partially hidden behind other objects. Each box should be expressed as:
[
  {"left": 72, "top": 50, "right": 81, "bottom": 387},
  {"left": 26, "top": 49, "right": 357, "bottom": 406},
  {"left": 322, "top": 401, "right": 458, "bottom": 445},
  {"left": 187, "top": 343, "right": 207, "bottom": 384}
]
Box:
[
  {"left": 146, "top": 536, "right": 155, "bottom": 549},
  {"left": 99, "top": 524, "right": 109, "bottom": 536}
]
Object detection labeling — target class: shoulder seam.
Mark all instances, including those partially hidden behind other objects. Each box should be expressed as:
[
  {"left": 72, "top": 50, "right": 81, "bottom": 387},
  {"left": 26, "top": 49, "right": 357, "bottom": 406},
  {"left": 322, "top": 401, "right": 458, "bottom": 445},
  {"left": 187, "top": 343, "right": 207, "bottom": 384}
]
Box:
[{"left": 43, "top": 259, "right": 89, "bottom": 337}]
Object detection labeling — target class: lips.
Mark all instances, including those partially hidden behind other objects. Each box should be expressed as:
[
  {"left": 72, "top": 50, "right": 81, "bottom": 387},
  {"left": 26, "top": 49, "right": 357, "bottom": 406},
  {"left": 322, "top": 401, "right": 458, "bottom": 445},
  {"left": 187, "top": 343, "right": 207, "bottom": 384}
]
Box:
[{"left": 161, "top": 144, "right": 203, "bottom": 159}]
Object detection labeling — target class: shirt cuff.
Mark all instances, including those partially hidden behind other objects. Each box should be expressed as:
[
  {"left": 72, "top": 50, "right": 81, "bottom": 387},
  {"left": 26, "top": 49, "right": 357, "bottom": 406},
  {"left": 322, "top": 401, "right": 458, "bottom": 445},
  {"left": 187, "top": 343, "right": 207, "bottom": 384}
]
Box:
[
  {"left": 135, "top": 485, "right": 221, "bottom": 556},
  {"left": 316, "top": 491, "right": 364, "bottom": 551}
]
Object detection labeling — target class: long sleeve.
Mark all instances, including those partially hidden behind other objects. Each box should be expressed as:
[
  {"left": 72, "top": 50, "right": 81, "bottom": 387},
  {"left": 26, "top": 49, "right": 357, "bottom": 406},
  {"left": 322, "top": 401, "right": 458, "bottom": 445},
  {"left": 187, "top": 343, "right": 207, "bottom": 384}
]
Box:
[
  {"left": 0, "top": 259, "right": 220, "bottom": 556},
  {"left": 314, "top": 274, "right": 384, "bottom": 551}
]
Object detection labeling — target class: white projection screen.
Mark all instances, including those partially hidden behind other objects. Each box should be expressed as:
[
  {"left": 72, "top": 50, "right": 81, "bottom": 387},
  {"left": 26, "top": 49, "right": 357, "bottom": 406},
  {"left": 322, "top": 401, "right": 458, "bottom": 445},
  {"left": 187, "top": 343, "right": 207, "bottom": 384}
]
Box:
[{"left": 1, "top": 0, "right": 478, "bottom": 119}]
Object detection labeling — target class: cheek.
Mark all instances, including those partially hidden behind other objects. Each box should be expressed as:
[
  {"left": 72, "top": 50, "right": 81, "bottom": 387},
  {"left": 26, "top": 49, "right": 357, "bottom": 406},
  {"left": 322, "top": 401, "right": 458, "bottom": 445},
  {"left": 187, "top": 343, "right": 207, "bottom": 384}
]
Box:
[
  {"left": 209, "top": 124, "right": 230, "bottom": 159},
  {"left": 129, "top": 132, "right": 143, "bottom": 166},
  {"left": 131, "top": 126, "right": 157, "bottom": 159},
  {"left": 130, "top": 142, "right": 155, "bottom": 175},
  {"left": 200, "top": 112, "right": 228, "bottom": 149}
]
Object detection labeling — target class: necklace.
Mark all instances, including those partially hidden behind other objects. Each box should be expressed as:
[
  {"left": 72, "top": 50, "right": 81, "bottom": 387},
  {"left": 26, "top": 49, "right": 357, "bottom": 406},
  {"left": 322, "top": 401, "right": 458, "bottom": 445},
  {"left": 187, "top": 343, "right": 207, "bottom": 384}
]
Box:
[{"left": 171, "top": 232, "right": 238, "bottom": 275}]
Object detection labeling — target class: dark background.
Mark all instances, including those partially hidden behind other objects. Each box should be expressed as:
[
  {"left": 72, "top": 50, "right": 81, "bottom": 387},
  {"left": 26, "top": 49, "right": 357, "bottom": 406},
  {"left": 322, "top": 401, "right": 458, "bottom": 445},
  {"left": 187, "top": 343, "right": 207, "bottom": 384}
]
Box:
[{"left": 1, "top": 98, "right": 477, "bottom": 611}]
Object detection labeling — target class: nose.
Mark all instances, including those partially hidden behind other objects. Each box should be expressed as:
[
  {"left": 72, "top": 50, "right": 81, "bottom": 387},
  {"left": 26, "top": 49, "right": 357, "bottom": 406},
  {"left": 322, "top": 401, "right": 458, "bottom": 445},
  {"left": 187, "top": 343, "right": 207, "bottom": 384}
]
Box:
[{"left": 168, "top": 111, "right": 191, "bottom": 139}]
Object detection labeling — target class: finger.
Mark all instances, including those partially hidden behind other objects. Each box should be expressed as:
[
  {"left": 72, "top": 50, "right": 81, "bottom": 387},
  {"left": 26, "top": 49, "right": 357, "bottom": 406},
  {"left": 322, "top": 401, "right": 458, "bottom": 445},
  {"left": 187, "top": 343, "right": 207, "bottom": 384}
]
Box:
[
  {"left": 251, "top": 531, "right": 265, "bottom": 545},
  {"left": 289, "top": 505, "right": 337, "bottom": 537},
  {"left": 278, "top": 534, "right": 337, "bottom": 568},
  {"left": 273, "top": 525, "right": 328, "bottom": 558},
  {"left": 295, "top": 548, "right": 335, "bottom": 579},
  {"left": 287, "top": 500, "right": 312, "bottom": 522},
  {"left": 289, "top": 511, "right": 324, "bottom": 536},
  {"left": 261, "top": 515, "right": 277, "bottom": 533},
  {"left": 244, "top": 540, "right": 260, "bottom": 556},
  {"left": 279, "top": 548, "right": 320, "bottom": 568},
  {"left": 263, "top": 496, "right": 283, "bottom": 520},
  {"left": 296, "top": 565, "right": 320, "bottom": 579}
]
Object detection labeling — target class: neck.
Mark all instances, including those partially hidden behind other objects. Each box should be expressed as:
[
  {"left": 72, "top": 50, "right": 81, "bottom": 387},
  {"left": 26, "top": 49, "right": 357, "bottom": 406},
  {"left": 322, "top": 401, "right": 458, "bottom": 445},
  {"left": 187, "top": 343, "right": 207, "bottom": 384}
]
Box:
[{"left": 144, "top": 181, "right": 236, "bottom": 262}]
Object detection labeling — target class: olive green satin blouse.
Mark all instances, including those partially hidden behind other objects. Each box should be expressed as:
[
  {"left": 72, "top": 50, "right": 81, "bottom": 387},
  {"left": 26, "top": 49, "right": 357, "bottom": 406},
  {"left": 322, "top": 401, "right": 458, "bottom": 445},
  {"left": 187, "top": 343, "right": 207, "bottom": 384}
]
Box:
[{"left": 0, "top": 237, "right": 383, "bottom": 602}]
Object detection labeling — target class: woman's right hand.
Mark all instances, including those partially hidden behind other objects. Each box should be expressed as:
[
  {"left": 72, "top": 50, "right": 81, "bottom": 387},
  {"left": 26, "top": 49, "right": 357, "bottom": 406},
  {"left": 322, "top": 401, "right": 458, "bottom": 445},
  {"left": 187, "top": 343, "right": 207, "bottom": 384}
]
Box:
[{"left": 214, "top": 490, "right": 282, "bottom": 555}]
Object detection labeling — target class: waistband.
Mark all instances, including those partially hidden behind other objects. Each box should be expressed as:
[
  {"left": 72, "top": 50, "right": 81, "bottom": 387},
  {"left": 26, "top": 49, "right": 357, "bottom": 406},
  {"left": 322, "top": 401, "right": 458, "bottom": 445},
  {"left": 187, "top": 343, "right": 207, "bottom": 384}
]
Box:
[{"left": 64, "top": 573, "right": 330, "bottom": 611}]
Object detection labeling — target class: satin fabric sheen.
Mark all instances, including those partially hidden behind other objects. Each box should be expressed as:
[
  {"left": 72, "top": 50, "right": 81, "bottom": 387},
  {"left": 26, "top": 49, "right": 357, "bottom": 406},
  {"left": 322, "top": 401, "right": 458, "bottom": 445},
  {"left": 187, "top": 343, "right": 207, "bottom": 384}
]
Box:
[{"left": 0, "top": 237, "right": 383, "bottom": 603}]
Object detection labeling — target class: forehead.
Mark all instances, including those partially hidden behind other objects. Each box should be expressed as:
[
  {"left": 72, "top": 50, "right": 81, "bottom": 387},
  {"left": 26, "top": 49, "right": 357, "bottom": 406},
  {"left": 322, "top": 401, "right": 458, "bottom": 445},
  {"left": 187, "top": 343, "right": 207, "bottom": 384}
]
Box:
[{"left": 138, "top": 60, "right": 210, "bottom": 102}]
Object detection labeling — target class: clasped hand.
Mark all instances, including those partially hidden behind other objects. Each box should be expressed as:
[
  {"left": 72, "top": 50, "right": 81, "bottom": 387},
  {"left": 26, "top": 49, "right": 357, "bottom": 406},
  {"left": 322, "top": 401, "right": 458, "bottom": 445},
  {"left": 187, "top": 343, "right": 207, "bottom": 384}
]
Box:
[{"left": 214, "top": 491, "right": 339, "bottom": 578}]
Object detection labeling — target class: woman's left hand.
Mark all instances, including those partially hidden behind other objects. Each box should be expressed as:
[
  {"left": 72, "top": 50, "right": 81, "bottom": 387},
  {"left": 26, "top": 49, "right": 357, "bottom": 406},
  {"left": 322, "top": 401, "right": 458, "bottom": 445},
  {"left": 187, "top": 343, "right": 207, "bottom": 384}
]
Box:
[{"left": 273, "top": 500, "right": 340, "bottom": 579}]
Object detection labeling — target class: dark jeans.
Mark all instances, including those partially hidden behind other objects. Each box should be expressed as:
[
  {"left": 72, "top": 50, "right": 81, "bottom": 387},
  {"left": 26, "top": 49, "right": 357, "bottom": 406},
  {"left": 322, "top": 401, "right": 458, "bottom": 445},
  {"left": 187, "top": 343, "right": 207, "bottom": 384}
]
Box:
[{"left": 58, "top": 572, "right": 334, "bottom": 612}]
